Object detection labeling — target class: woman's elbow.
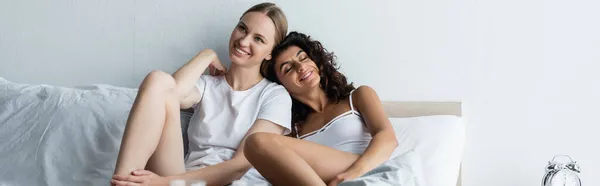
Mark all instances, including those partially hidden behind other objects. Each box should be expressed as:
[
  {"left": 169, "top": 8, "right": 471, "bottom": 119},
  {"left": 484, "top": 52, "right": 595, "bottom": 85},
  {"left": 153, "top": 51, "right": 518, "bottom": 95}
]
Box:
[
  {"left": 244, "top": 133, "right": 274, "bottom": 157},
  {"left": 390, "top": 137, "right": 399, "bottom": 149},
  {"left": 377, "top": 130, "right": 398, "bottom": 149},
  {"left": 244, "top": 133, "right": 283, "bottom": 165}
]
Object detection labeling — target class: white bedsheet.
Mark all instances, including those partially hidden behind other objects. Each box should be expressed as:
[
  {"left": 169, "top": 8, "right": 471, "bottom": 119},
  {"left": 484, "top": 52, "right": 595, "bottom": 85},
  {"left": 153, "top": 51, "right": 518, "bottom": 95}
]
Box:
[{"left": 0, "top": 78, "right": 136, "bottom": 186}]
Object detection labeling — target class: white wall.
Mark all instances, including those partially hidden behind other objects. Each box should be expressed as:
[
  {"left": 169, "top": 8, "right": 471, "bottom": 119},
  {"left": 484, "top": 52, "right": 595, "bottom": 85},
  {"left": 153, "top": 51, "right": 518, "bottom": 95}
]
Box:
[
  {"left": 0, "top": 0, "right": 262, "bottom": 86},
  {"left": 1, "top": 0, "right": 599, "bottom": 185},
  {"left": 464, "top": 0, "right": 600, "bottom": 185}
]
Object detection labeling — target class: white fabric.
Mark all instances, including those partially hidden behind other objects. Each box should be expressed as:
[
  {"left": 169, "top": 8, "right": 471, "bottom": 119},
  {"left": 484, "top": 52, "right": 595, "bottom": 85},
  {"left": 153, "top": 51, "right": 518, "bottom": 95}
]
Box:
[
  {"left": 0, "top": 78, "right": 136, "bottom": 186},
  {"left": 339, "top": 150, "right": 425, "bottom": 186},
  {"left": 184, "top": 75, "right": 292, "bottom": 180},
  {"left": 299, "top": 91, "right": 372, "bottom": 155},
  {"left": 390, "top": 116, "right": 465, "bottom": 186},
  {"left": 301, "top": 111, "right": 372, "bottom": 155}
]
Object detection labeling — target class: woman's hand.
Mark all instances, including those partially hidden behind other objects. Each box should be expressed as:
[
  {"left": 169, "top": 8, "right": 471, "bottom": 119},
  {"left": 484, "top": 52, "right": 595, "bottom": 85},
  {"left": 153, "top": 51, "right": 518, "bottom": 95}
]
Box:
[
  {"left": 199, "top": 50, "right": 226, "bottom": 76},
  {"left": 111, "top": 169, "right": 169, "bottom": 186},
  {"left": 327, "top": 168, "right": 364, "bottom": 186},
  {"left": 208, "top": 61, "right": 227, "bottom": 76}
]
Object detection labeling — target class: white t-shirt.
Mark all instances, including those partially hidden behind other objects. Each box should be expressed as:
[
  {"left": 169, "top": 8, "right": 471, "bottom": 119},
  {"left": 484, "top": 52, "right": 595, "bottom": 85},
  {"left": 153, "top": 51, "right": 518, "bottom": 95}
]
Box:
[{"left": 184, "top": 75, "right": 292, "bottom": 180}]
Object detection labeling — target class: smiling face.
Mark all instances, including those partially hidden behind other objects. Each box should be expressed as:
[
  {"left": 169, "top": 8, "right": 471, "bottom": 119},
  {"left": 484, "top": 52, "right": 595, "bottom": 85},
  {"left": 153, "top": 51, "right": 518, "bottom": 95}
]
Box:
[
  {"left": 228, "top": 11, "right": 277, "bottom": 67},
  {"left": 272, "top": 45, "right": 321, "bottom": 95}
]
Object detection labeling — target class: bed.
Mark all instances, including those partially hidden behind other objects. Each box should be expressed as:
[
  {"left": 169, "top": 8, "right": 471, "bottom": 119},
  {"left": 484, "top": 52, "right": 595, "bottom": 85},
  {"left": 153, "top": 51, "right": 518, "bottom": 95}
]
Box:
[
  {"left": 382, "top": 101, "right": 463, "bottom": 186},
  {"left": 0, "top": 77, "right": 464, "bottom": 186}
]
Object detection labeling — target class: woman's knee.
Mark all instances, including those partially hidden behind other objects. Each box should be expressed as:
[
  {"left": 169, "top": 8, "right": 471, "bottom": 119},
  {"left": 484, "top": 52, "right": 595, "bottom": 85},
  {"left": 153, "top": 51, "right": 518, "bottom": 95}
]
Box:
[
  {"left": 245, "top": 132, "right": 279, "bottom": 157},
  {"left": 140, "top": 70, "right": 176, "bottom": 92}
]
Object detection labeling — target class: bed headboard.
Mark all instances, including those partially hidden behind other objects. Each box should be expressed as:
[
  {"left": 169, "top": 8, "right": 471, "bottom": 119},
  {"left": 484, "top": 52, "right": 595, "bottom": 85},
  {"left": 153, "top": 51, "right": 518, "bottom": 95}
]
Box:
[
  {"left": 382, "top": 101, "right": 462, "bottom": 118},
  {"left": 381, "top": 101, "right": 462, "bottom": 186}
]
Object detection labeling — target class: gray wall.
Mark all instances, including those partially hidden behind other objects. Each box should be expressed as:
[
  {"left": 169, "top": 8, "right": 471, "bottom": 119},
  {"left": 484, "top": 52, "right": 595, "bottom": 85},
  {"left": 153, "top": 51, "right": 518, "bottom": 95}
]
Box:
[{"left": 0, "top": 0, "right": 256, "bottom": 87}]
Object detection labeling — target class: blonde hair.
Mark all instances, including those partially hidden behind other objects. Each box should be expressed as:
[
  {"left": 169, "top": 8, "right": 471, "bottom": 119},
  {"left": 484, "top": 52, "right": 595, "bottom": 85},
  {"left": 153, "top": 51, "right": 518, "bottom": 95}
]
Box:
[{"left": 241, "top": 2, "right": 288, "bottom": 45}]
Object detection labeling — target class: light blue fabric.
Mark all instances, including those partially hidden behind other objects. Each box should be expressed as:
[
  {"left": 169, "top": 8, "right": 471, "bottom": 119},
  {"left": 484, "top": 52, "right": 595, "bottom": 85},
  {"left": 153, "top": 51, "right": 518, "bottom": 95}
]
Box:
[
  {"left": 0, "top": 78, "right": 136, "bottom": 186},
  {"left": 339, "top": 150, "right": 426, "bottom": 186}
]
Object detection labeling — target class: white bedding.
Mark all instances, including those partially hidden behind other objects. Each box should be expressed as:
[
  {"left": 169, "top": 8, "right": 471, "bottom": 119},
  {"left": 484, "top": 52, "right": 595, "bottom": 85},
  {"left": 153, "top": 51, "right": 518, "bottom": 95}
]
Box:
[
  {"left": 0, "top": 77, "right": 464, "bottom": 186},
  {"left": 0, "top": 78, "right": 136, "bottom": 186},
  {"left": 339, "top": 150, "right": 425, "bottom": 186},
  {"left": 390, "top": 116, "right": 465, "bottom": 186}
]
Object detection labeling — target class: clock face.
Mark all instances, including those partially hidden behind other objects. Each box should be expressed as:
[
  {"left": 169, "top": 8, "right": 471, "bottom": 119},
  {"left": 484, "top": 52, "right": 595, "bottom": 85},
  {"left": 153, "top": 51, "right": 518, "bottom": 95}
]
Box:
[{"left": 551, "top": 170, "right": 581, "bottom": 186}]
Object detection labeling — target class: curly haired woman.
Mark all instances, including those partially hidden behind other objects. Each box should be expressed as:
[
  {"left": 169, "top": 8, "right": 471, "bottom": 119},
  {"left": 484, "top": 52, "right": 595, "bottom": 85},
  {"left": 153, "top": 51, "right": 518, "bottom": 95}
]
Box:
[{"left": 244, "top": 32, "right": 399, "bottom": 186}]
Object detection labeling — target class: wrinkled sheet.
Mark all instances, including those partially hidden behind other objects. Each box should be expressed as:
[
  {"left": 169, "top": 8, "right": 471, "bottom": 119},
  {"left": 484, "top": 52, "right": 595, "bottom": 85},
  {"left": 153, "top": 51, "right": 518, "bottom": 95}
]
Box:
[
  {"left": 339, "top": 150, "right": 425, "bottom": 186},
  {"left": 0, "top": 78, "right": 136, "bottom": 186}
]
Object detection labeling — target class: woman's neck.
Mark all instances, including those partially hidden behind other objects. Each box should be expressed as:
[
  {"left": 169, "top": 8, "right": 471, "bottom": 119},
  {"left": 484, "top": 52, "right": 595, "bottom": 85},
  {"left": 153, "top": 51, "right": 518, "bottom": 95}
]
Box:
[
  {"left": 295, "top": 88, "right": 330, "bottom": 113},
  {"left": 224, "top": 64, "right": 263, "bottom": 91}
]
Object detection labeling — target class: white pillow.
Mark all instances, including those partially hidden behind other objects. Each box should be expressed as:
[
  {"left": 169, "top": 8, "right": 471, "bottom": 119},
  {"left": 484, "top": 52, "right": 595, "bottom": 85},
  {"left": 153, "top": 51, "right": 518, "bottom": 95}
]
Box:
[
  {"left": 0, "top": 77, "right": 137, "bottom": 186},
  {"left": 390, "top": 115, "right": 465, "bottom": 186}
]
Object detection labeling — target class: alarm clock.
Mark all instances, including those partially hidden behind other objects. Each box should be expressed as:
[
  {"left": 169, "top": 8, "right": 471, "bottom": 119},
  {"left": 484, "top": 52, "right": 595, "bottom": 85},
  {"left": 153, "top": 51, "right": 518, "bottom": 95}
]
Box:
[{"left": 542, "top": 155, "right": 581, "bottom": 186}]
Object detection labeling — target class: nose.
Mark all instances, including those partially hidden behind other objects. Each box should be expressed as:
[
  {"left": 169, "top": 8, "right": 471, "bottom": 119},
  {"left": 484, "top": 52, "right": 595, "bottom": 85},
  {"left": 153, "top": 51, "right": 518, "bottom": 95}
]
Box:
[
  {"left": 238, "top": 35, "right": 251, "bottom": 48},
  {"left": 296, "top": 63, "right": 308, "bottom": 73}
]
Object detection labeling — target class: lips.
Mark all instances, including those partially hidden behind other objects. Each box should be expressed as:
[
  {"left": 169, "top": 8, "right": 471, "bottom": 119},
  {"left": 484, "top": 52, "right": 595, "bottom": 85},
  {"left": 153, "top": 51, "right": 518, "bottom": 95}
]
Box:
[
  {"left": 232, "top": 44, "right": 251, "bottom": 57},
  {"left": 299, "top": 71, "right": 313, "bottom": 81}
]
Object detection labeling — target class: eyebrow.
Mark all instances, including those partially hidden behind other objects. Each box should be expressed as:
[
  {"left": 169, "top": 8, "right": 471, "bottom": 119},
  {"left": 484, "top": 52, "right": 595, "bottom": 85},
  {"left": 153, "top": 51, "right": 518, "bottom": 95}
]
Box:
[
  {"left": 279, "top": 61, "right": 290, "bottom": 72},
  {"left": 256, "top": 33, "right": 267, "bottom": 42},
  {"left": 278, "top": 50, "right": 305, "bottom": 72},
  {"left": 239, "top": 21, "right": 268, "bottom": 43},
  {"left": 296, "top": 49, "right": 303, "bottom": 57}
]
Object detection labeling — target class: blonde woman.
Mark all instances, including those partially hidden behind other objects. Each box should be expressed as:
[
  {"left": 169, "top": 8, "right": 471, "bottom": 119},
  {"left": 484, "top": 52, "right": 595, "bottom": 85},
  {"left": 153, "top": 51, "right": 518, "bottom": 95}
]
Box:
[{"left": 111, "top": 3, "right": 290, "bottom": 186}]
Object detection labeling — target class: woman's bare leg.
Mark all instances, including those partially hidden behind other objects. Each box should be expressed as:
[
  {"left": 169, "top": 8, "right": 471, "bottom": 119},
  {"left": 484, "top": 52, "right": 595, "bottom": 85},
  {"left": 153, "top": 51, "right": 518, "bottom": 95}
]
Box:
[
  {"left": 244, "top": 133, "right": 360, "bottom": 186},
  {"left": 113, "top": 70, "right": 186, "bottom": 176}
]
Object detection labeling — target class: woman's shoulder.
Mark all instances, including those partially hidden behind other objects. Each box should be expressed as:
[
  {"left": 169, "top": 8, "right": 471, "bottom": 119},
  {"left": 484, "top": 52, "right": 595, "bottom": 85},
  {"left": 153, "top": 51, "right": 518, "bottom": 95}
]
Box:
[
  {"left": 256, "top": 81, "right": 291, "bottom": 104},
  {"left": 199, "top": 75, "right": 222, "bottom": 83},
  {"left": 351, "top": 85, "right": 379, "bottom": 108},
  {"left": 352, "top": 85, "right": 377, "bottom": 99},
  {"left": 261, "top": 79, "right": 288, "bottom": 94}
]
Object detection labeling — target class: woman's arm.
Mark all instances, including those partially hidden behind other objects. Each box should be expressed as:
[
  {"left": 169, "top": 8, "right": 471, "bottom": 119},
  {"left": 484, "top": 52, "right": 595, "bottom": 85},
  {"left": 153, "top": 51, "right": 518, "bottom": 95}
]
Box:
[
  {"left": 172, "top": 49, "right": 225, "bottom": 109},
  {"left": 169, "top": 119, "right": 287, "bottom": 185},
  {"left": 336, "top": 86, "right": 398, "bottom": 179}
]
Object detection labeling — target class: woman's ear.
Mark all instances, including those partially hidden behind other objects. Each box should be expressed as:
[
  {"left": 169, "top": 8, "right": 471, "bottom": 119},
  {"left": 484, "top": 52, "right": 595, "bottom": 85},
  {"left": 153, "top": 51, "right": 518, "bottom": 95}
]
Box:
[{"left": 265, "top": 54, "right": 272, "bottom": 61}]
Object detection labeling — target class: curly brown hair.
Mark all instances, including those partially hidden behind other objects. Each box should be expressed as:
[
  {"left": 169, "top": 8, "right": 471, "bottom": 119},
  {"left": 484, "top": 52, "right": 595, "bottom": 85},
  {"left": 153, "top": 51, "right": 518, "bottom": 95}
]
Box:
[{"left": 261, "top": 31, "right": 355, "bottom": 132}]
